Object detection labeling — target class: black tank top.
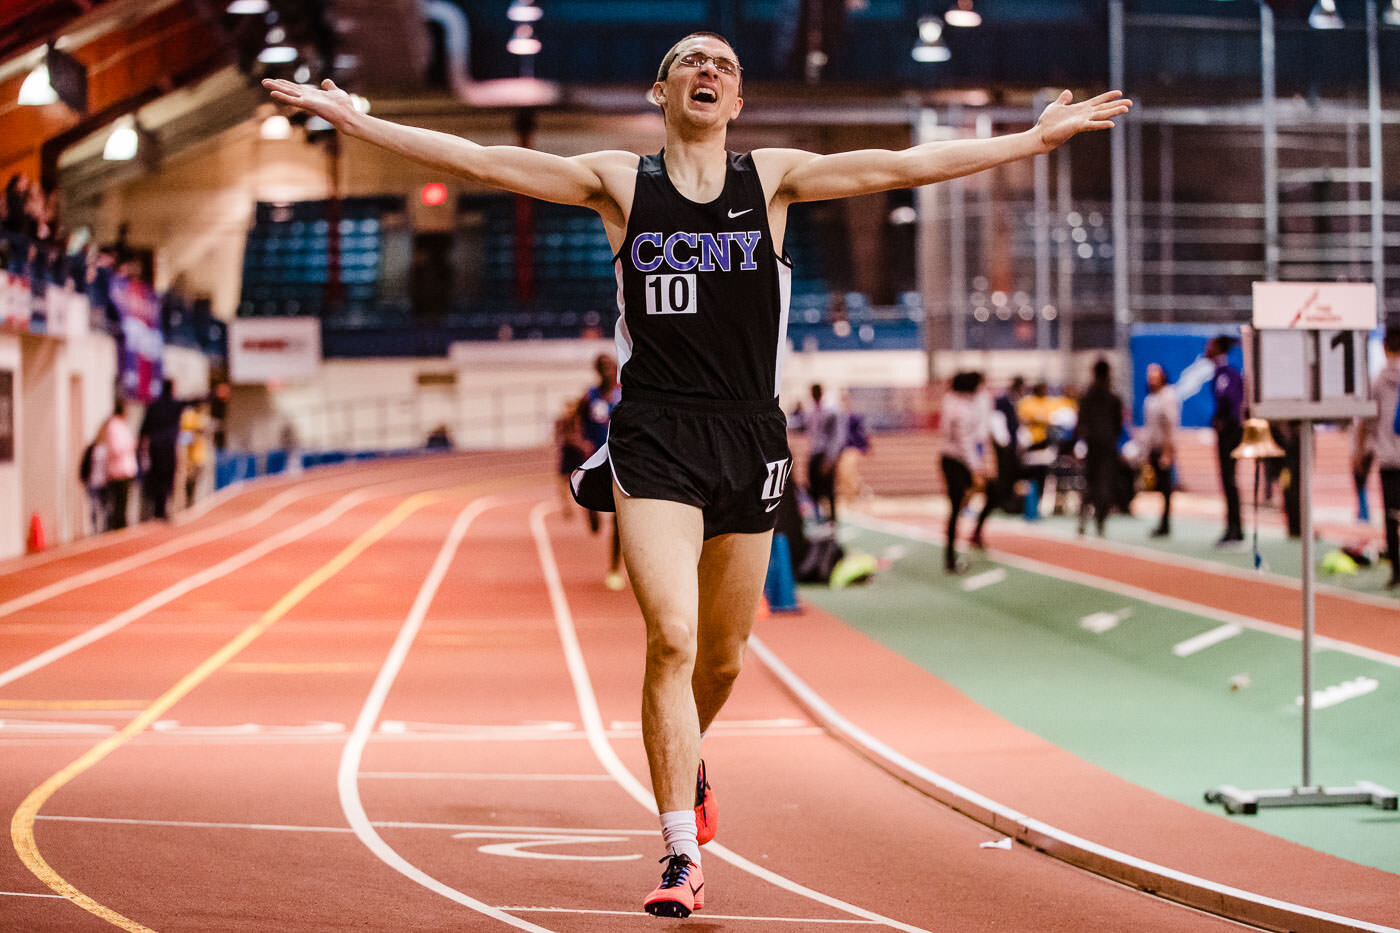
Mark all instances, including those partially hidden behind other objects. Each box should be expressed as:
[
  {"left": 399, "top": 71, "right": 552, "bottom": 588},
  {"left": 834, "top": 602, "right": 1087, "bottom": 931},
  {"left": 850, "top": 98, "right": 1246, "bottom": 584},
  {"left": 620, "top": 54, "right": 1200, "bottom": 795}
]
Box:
[{"left": 613, "top": 151, "right": 792, "bottom": 404}]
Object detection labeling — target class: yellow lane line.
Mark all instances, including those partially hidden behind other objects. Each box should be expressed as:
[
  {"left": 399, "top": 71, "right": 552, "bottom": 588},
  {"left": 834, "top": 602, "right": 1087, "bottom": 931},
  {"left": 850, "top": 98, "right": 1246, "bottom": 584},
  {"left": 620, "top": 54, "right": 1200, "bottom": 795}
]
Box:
[{"left": 10, "top": 491, "right": 441, "bottom": 932}]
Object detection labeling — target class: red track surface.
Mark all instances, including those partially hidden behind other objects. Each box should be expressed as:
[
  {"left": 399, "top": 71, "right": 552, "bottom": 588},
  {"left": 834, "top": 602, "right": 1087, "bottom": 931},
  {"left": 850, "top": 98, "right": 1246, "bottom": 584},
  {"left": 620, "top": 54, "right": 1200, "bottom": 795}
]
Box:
[{"left": 1, "top": 452, "right": 1395, "bottom": 931}]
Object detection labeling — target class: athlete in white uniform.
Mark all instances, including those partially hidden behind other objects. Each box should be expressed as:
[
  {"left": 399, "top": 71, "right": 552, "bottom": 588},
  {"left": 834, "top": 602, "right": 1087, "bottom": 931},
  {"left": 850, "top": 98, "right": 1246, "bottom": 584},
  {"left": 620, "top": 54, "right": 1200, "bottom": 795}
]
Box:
[{"left": 264, "top": 37, "right": 1130, "bottom": 918}]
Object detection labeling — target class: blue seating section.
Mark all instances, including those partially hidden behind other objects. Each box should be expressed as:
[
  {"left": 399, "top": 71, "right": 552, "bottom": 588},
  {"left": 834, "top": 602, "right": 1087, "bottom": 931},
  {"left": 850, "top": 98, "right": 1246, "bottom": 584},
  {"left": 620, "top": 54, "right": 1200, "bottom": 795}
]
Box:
[
  {"left": 234, "top": 195, "right": 930, "bottom": 353},
  {"left": 238, "top": 197, "right": 402, "bottom": 318}
]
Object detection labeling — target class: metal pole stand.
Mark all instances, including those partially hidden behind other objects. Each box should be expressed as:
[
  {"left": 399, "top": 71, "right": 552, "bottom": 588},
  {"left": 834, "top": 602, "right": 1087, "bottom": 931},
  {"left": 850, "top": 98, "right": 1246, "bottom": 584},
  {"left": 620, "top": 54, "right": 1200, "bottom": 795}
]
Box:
[
  {"left": 1205, "top": 420, "right": 1398, "bottom": 816},
  {"left": 1206, "top": 782, "right": 1397, "bottom": 816}
]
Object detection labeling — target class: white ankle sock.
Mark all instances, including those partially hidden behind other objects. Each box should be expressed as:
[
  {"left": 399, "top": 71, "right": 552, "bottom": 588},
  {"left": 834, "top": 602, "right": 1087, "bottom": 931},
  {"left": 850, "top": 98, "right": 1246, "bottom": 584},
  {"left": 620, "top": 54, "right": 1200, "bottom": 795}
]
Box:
[{"left": 659, "top": 810, "right": 701, "bottom": 863}]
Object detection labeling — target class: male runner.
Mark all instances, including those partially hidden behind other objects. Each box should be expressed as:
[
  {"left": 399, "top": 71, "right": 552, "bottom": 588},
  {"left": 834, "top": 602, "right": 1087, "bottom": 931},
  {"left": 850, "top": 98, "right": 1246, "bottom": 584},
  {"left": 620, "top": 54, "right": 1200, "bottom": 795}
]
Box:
[{"left": 265, "top": 35, "right": 1129, "bottom": 917}]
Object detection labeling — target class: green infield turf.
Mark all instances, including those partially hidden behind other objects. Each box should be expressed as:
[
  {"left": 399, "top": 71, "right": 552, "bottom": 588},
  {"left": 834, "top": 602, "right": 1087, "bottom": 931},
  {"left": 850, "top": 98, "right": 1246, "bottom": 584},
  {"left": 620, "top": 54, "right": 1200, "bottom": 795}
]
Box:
[{"left": 805, "top": 516, "right": 1400, "bottom": 875}]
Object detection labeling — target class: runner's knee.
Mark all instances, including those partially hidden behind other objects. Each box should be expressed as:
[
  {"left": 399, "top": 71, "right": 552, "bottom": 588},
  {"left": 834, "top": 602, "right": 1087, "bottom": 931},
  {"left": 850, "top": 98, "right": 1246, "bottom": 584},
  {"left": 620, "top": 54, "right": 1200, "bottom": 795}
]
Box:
[{"left": 647, "top": 621, "right": 697, "bottom": 672}]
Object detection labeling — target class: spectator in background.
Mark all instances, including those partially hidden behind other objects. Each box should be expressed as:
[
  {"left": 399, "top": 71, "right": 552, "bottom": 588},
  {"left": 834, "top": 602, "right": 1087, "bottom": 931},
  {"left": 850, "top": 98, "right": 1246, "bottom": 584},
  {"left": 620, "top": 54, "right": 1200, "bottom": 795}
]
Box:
[
  {"left": 579, "top": 353, "right": 624, "bottom": 590},
  {"left": 835, "top": 388, "right": 871, "bottom": 505},
  {"left": 180, "top": 402, "right": 211, "bottom": 507},
  {"left": 939, "top": 371, "right": 986, "bottom": 574},
  {"left": 972, "top": 375, "right": 1024, "bottom": 548},
  {"left": 556, "top": 398, "right": 590, "bottom": 519},
  {"left": 3, "top": 173, "right": 35, "bottom": 238},
  {"left": 139, "top": 379, "right": 184, "bottom": 521},
  {"left": 1140, "top": 363, "right": 1178, "bottom": 538},
  {"left": 1074, "top": 358, "right": 1125, "bottom": 537},
  {"left": 1206, "top": 335, "right": 1245, "bottom": 546},
  {"left": 1017, "top": 381, "right": 1072, "bottom": 520},
  {"left": 102, "top": 400, "right": 139, "bottom": 530},
  {"left": 1352, "top": 414, "right": 1374, "bottom": 524},
  {"left": 1356, "top": 326, "right": 1400, "bottom": 588},
  {"left": 79, "top": 428, "right": 109, "bottom": 533},
  {"left": 806, "top": 382, "right": 847, "bottom": 525}
]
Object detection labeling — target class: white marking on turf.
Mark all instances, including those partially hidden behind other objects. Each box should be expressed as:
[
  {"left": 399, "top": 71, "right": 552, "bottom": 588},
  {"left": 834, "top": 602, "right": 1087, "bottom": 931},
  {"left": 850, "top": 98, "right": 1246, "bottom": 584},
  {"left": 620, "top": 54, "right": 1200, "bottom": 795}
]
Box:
[
  {"left": 846, "top": 513, "right": 1400, "bottom": 671},
  {"left": 532, "top": 501, "right": 935, "bottom": 933},
  {"left": 960, "top": 568, "right": 1007, "bottom": 591},
  {"left": 1297, "top": 676, "right": 1379, "bottom": 710},
  {"left": 1080, "top": 608, "right": 1132, "bottom": 634},
  {"left": 1173, "top": 623, "right": 1244, "bottom": 657}
]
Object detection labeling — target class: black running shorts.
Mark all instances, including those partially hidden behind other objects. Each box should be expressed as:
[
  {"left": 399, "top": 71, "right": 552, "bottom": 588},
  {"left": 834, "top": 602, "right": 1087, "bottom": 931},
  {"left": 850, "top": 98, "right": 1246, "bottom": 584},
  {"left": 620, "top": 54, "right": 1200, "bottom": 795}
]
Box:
[{"left": 570, "top": 391, "right": 793, "bottom": 539}]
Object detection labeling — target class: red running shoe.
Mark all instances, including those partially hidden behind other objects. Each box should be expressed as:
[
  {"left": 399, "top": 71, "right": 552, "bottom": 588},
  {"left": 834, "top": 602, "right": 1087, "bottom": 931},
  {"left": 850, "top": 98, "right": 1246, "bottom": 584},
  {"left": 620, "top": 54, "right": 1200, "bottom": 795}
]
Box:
[
  {"left": 694, "top": 759, "right": 717, "bottom": 846},
  {"left": 643, "top": 853, "right": 705, "bottom": 917}
]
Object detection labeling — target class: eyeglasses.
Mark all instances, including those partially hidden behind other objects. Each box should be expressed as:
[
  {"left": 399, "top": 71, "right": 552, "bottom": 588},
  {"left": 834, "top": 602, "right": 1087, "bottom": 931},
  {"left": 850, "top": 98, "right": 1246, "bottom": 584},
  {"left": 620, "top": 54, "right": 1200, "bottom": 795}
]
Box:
[{"left": 674, "top": 50, "right": 742, "bottom": 77}]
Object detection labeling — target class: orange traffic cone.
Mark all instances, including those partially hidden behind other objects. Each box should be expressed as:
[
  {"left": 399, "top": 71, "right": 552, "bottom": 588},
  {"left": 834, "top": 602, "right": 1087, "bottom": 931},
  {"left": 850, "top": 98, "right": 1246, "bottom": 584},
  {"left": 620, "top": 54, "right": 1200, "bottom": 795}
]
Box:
[{"left": 26, "top": 512, "right": 46, "bottom": 554}]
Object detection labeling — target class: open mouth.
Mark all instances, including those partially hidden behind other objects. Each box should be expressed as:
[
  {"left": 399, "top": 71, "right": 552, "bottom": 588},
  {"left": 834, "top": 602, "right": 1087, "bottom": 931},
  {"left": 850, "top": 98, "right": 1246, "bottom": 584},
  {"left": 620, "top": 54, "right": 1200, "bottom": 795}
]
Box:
[{"left": 690, "top": 87, "right": 718, "bottom": 104}]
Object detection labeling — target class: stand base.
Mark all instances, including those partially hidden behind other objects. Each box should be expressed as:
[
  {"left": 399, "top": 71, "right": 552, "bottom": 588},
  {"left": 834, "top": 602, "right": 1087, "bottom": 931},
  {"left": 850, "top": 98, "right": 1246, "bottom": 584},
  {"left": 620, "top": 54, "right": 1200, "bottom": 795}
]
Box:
[{"left": 1205, "top": 781, "right": 1398, "bottom": 816}]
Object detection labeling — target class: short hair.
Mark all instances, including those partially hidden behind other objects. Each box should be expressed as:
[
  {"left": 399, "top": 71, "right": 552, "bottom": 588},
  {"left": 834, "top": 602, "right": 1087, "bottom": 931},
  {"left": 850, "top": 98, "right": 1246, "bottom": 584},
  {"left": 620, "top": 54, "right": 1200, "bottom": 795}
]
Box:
[
  {"left": 951, "top": 371, "right": 983, "bottom": 394},
  {"left": 1385, "top": 327, "right": 1400, "bottom": 354},
  {"left": 1092, "top": 358, "right": 1111, "bottom": 383},
  {"left": 656, "top": 32, "right": 738, "bottom": 85}
]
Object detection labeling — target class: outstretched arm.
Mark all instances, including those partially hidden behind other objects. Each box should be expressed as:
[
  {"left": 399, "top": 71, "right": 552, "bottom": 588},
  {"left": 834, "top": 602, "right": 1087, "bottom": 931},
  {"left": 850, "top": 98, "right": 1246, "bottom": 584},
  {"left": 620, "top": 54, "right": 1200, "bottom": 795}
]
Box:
[
  {"left": 765, "top": 89, "right": 1131, "bottom": 204},
  {"left": 262, "top": 78, "right": 626, "bottom": 210}
]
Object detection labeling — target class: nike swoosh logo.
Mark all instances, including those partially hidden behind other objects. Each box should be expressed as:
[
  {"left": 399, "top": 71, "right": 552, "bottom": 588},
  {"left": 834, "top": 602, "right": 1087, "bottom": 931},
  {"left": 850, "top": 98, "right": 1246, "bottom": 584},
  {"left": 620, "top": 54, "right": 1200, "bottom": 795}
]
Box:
[
  {"left": 764, "top": 501, "right": 780, "bottom": 512},
  {"left": 727, "top": 208, "right": 753, "bottom": 218}
]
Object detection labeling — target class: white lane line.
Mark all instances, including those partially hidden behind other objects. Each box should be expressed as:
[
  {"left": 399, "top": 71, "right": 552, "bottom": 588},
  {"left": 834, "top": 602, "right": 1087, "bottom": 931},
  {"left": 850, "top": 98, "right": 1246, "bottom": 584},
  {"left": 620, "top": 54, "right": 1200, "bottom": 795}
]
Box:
[
  {"left": 336, "top": 495, "right": 554, "bottom": 933},
  {"left": 38, "top": 814, "right": 655, "bottom": 837},
  {"left": 1173, "top": 623, "right": 1244, "bottom": 658},
  {"left": 1299, "top": 676, "right": 1380, "bottom": 710},
  {"left": 530, "top": 502, "right": 933, "bottom": 933},
  {"left": 0, "top": 486, "right": 394, "bottom": 690},
  {"left": 847, "top": 513, "right": 1400, "bottom": 671},
  {"left": 0, "top": 890, "right": 66, "bottom": 899},
  {"left": 498, "top": 905, "right": 881, "bottom": 924},
  {"left": 360, "top": 772, "right": 614, "bottom": 782},
  {"left": 961, "top": 568, "right": 1007, "bottom": 592},
  {"left": 745, "top": 635, "right": 1400, "bottom": 933},
  {"left": 0, "top": 483, "right": 322, "bottom": 619}
]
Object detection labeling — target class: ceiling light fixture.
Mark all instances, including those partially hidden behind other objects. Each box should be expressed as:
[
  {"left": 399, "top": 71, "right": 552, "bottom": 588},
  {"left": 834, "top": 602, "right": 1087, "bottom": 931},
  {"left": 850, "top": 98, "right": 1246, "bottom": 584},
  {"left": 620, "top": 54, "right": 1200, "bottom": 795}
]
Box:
[
  {"left": 18, "top": 61, "right": 59, "bottom": 106},
  {"left": 507, "top": 0, "right": 543, "bottom": 23},
  {"left": 260, "top": 114, "right": 292, "bottom": 139},
  {"left": 226, "top": 0, "right": 269, "bottom": 13},
  {"left": 944, "top": 0, "right": 981, "bottom": 28},
  {"left": 103, "top": 115, "right": 139, "bottom": 161},
  {"left": 1307, "top": 0, "right": 1344, "bottom": 29},
  {"left": 911, "top": 17, "right": 951, "bottom": 62},
  {"left": 258, "top": 45, "right": 298, "bottom": 64},
  {"left": 507, "top": 24, "right": 541, "bottom": 56}
]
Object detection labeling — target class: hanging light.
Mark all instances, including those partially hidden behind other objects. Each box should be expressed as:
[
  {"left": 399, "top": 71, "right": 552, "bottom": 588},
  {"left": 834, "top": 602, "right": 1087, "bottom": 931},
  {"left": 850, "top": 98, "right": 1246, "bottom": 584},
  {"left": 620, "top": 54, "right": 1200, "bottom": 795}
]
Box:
[
  {"left": 1384, "top": 0, "right": 1400, "bottom": 26},
  {"left": 260, "top": 114, "right": 292, "bottom": 139},
  {"left": 507, "top": 24, "right": 541, "bottom": 56},
  {"left": 911, "top": 17, "right": 951, "bottom": 62},
  {"left": 103, "top": 115, "right": 139, "bottom": 161},
  {"left": 258, "top": 44, "right": 298, "bottom": 63},
  {"left": 18, "top": 62, "right": 59, "bottom": 106},
  {"left": 944, "top": 0, "right": 981, "bottom": 28},
  {"left": 1307, "top": 0, "right": 1344, "bottom": 29},
  {"left": 507, "top": 0, "right": 543, "bottom": 23},
  {"left": 225, "top": 0, "right": 269, "bottom": 13}
]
